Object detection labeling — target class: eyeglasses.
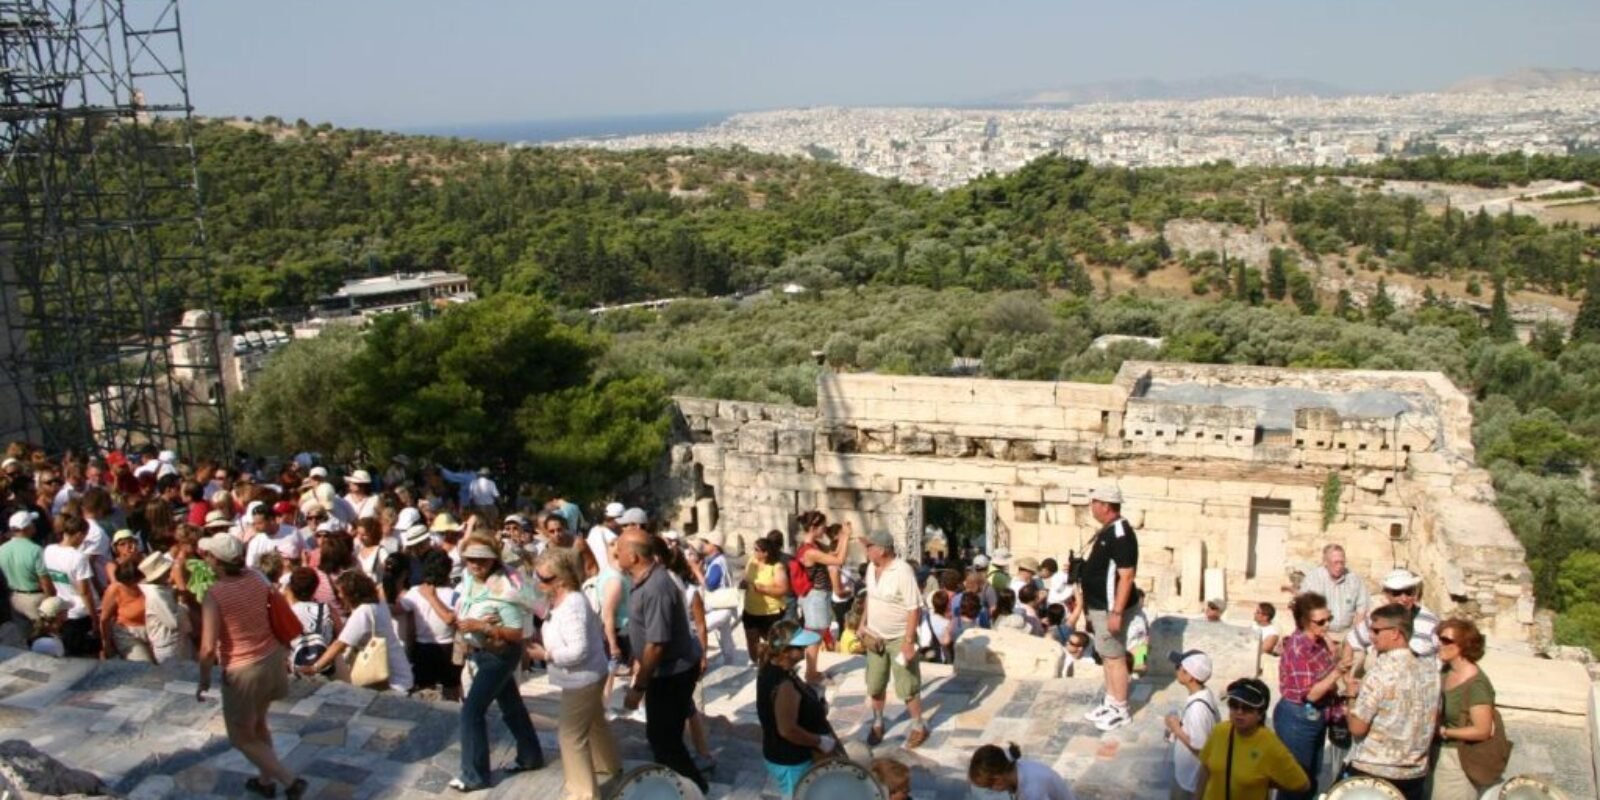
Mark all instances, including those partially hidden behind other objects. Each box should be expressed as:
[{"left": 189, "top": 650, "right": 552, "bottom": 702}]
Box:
[
  {"left": 535, "top": 572, "right": 556, "bottom": 584},
  {"left": 1386, "top": 587, "right": 1417, "bottom": 597},
  {"left": 1309, "top": 616, "right": 1332, "bottom": 626},
  {"left": 1370, "top": 624, "right": 1396, "bottom": 636},
  {"left": 1438, "top": 635, "right": 1456, "bottom": 646}
]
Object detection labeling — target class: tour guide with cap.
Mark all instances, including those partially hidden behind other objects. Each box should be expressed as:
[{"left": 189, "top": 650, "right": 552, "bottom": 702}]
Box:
[
  {"left": 856, "top": 528, "right": 930, "bottom": 749},
  {"left": 1079, "top": 483, "right": 1141, "bottom": 732}
]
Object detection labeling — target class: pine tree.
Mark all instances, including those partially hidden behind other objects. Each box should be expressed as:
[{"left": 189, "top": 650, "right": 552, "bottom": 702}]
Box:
[
  {"left": 1290, "top": 271, "right": 1319, "bottom": 315},
  {"left": 1488, "top": 274, "right": 1515, "bottom": 342},
  {"left": 1369, "top": 277, "right": 1395, "bottom": 323},
  {"left": 1232, "top": 262, "right": 1247, "bottom": 301},
  {"left": 1335, "top": 289, "right": 1360, "bottom": 321},
  {"left": 1267, "top": 248, "right": 1288, "bottom": 300},
  {"left": 1573, "top": 268, "right": 1600, "bottom": 344}
]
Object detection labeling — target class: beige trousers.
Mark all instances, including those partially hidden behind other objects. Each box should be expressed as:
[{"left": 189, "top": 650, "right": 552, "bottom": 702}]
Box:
[
  {"left": 1430, "top": 745, "right": 1486, "bottom": 800},
  {"left": 558, "top": 679, "right": 621, "bottom": 800}
]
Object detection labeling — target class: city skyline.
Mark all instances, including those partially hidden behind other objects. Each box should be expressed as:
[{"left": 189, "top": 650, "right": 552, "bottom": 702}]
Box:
[{"left": 183, "top": 0, "right": 1600, "bottom": 129}]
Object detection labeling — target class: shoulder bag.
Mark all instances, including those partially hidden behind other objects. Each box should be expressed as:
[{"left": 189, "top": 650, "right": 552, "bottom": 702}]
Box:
[
  {"left": 349, "top": 605, "right": 392, "bottom": 688},
  {"left": 1458, "top": 706, "right": 1512, "bottom": 786}
]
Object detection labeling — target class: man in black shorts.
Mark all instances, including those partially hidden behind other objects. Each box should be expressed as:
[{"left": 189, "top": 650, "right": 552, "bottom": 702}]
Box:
[{"left": 1079, "top": 484, "right": 1140, "bottom": 731}]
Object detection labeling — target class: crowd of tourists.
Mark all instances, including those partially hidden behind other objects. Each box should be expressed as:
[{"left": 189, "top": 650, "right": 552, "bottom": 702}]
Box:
[{"left": 0, "top": 445, "right": 1512, "bottom": 799}]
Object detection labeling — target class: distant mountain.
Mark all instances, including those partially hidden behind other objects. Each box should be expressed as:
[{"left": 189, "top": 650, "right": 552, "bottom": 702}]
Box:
[
  {"left": 1445, "top": 67, "right": 1600, "bottom": 94},
  {"left": 989, "top": 74, "right": 1346, "bottom": 106}
]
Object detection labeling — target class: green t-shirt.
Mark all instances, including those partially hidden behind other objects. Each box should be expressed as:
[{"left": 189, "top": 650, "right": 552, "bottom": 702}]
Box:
[
  {"left": 0, "top": 537, "right": 45, "bottom": 592},
  {"left": 1441, "top": 668, "right": 1495, "bottom": 748}
]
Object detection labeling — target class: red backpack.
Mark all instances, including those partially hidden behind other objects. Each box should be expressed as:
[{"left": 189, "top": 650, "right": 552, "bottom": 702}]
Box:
[{"left": 788, "top": 545, "right": 814, "bottom": 597}]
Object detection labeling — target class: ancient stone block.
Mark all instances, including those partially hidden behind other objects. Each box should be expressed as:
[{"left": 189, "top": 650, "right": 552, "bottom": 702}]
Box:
[
  {"left": 739, "top": 423, "right": 777, "bottom": 454},
  {"left": 953, "top": 628, "right": 1064, "bottom": 679},
  {"left": 776, "top": 427, "right": 814, "bottom": 457},
  {"left": 935, "top": 432, "right": 973, "bottom": 458},
  {"left": 898, "top": 429, "right": 935, "bottom": 455},
  {"left": 1052, "top": 442, "right": 1096, "bottom": 465},
  {"left": 1147, "top": 617, "right": 1260, "bottom": 685}
]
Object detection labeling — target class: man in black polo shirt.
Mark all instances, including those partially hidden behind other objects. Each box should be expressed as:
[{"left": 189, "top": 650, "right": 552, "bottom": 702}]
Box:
[
  {"left": 1079, "top": 483, "right": 1140, "bottom": 731},
  {"left": 619, "top": 527, "right": 707, "bottom": 791}
]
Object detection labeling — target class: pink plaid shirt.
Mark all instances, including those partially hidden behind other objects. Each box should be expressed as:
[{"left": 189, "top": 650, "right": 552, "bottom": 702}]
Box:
[{"left": 1278, "top": 630, "right": 1337, "bottom": 704}]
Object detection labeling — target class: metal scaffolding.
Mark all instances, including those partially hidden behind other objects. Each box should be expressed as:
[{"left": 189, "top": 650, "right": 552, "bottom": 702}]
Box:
[{"left": 0, "top": 0, "right": 228, "bottom": 458}]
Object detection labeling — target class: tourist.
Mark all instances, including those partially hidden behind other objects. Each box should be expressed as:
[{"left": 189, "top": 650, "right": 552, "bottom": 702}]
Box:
[
  {"left": 664, "top": 538, "right": 717, "bottom": 774},
  {"left": 1274, "top": 593, "right": 1345, "bottom": 800},
  {"left": 585, "top": 536, "right": 631, "bottom": 710},
  {"left": 44, "top": 515, "right": 98, "bottom": 656},
  {"left": 194, "top": 532, "right": 306, "bottom": 799},
  {"left": 857, "top": 528, "right": 929, "bottom": 749},
  {"left": 1254, "top": 603, "right": 1280, "bottom": 655},
  {"left": 585, "top": 502, "right": 623, "bottom": 571},
  {"left": 397, "top": 551, "right": 460, "bottom": 698},
  {"left": 138, "top": 552, "right": 191, "bottom": 663},
  {"left": 619, "top": 527, "right": 707, "bottom": 791},
  {"left": 524, "top": 548, "right": 620, "bottom": 800},
  {"left": 992, "top": 587, "right": 1026, "bottom": 633},
  {"left": 297, "top": 571, "right": 413, "bottom": 691},
  {"left": 687, "top": 530, "right": 738, "bottom": 666},
  {"left": 928, "top": 590, "right": 955, "bottom": 663},
  {"left": 1297, "top": 544, "right": 1369, "bottom": 646},
  {"left": 956, "top": 591, "right": 984, "bottom": 638},
  {"left": 353, "top": 517, "right": 387, "bottom": 584},
  {"left": 1014, "top": 557, "right": 1043, "bottom": 593},
  {"left": 1342, "top": 603, "right": 1440, "bottom": 800},
  {"left": 967, "top": 742, "right": 1078, "bottom": 800},
  {"left": 1433, "top": 618, "right": 1505, "bottom": 797},
  {"left": 106, "top": 529, "right": 141, "bottom": 583},
  {"left": 1040, "top": 558, "right": 1072, "bottom": 607},
  {"left": 1344, "top": 569, "right": 1439, "bottom": 671},
  {"left": 544, "top": 491, "right": 585, "bottom": 538},
  {"left": 1015, "top": 585, "right": 1045, "bottom": 635},
  {"left": 99, "top": 559, "right": 152, "bottom": 661},
  {"left": 1, "top": 510, "right": 52, "bottom": 624},
  {"left": 242, "top": 502, "right": 300, "bottom": 570},
  {"left": 1063, "top": 631, "right": 1096, "bottom": 675},
  {"left": 344, "top": 470, "right": 379, "bottom": 520},
  {"left": 795, "top": 510, "right": 849, "bottom": 684},
  {"left": 870, "top": 758, "right": 913, "bottom": 800},
  {"left": 1080, "top": 484, "right": 1141, "bottom": 732},
  {"left": 1164, "top": 650, "right": 1220, "bottom": 800},
  {"left": 838, "top": 602, "right": 864, "bottom": 654},
  {"left": 78, "top": 488, "right": 114, "bottom": 588},
  {"left": 742, "top": 534, "right": 789, "bottom": 663},
  {"left": 955, "top": 568, "right": 995, "bottom": 626},
  {"left": 449, "top": 540, "right": 545, "bottom": 791},
  {"left": 1203, "top": 598, "right": 1224, "bottom": 623},
  {"left": 1044, "top": 603, "right": 1072, "bottom": 645},
  {"left": 285, "top": 567, "right": 333, "bottom": 676},
  {"left": 985, "top": 548, "right": 1013, "bottom": 592},
  {"left": 757, "top": 620, "right": 838, "bottom": 798},
  {"left": 1192, "top": 678, "right": 1307, "bottom": 799}
]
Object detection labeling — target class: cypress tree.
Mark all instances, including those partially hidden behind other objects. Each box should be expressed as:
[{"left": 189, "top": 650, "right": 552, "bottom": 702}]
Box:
[
  {"left": 1488, "top": 274, "right": 1515, "bottom": 342},
  {"left": 1574, "top": 269, "right": 1600, "bottom": 344}
]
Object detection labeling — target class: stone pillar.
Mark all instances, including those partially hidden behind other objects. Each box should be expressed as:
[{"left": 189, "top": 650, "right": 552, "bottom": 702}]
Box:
[
  {"left": 1181, "top": 539, "right": 1206, "bottom": 612},
  {"left": 1203, "top": 568, "right": 1226, "bottom": 607},
  {"left": 695, "top": 497, "right": 718, "bottom": 537}
]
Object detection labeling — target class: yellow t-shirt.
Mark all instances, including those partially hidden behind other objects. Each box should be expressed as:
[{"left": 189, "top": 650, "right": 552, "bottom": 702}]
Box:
[
  {"left": 744, "top": 561, "right": 787, "bottom": 616},
  {"left": 839, "top": 628, "right": 863, "bottom": 655},
  {"left": 1197, "top": 722, "right": 1308, "bottom": 800}
]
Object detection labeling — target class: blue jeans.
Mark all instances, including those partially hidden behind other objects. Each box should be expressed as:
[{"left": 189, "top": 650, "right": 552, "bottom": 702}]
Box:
[
  {"left": 1272, "top": 699, "right": 1326, "bottom": 800},
  {"left": 459, "top": 646, "right": 543, "bottom": 787}
]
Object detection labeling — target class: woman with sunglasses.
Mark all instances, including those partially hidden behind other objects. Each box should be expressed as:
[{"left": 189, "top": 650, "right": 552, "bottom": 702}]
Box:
[
  {"left": 1273, "top": 593, "right": 1345, "bottom": 799},
  {"left": 1195, "top": 678, "right": 1308, "bottom": 800},
  {"left": 1433, "top": 618, "right": 1502, "bottom": 798},
  {"left": 525, "top": 548, "right": 619, "bottom": 800},
  {"left": 758, "top": 620, "right": 840, "bottom": 799}
]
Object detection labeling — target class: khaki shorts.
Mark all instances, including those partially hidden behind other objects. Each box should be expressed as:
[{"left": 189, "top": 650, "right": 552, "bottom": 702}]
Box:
[
  {"left": 1088, "top": 605, "right": 1138, "bottom": 660},
  {"left": 864, "top": 636, "right": 921, "bottom": 700},
  {"left": 222, "top": 649, "right": 289, "bottom": 741}
]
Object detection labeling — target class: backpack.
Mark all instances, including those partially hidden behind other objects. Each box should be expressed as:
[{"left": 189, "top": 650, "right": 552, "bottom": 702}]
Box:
[
  {"left": 788, "top": 546, "right": 814, "bottom": 597},
  {"left": 290, "top": 603, "right": 333, "bottom": 677}
]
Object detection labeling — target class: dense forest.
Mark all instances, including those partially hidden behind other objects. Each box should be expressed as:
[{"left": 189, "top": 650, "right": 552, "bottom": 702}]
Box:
[
  {"left": 216, "top": 118, "right": 1600, "bottom": 650},
  {"left": 182, "top": 121, "right": 1599, "bottom": 319}
]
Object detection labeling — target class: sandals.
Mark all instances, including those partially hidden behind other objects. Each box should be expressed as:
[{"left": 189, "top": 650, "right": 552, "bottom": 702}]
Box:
[
  {"left": 244, "top": 778, "right": 276, "bottom": 798},
  {"left": 285, "top": 778, "right": 308, "bottom": 800}
]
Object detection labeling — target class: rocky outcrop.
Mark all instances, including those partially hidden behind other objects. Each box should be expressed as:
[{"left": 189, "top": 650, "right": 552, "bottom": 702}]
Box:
[{"left": 0, "top": 739, "right": 111, "bottom": 798}]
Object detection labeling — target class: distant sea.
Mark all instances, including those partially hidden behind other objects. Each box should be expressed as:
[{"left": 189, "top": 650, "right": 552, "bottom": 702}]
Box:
[{"left": 409, "top": 110, "right": 732, "bottom": 145}]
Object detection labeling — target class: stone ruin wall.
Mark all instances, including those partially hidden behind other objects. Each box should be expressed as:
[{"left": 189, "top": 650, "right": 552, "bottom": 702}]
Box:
[{"left": 650, "top": 363, "right": 1538, "bottom": 646}]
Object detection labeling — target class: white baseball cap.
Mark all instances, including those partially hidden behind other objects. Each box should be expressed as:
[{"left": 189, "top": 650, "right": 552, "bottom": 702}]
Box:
[
  {"left": 604, "top": 502, "right": 625, "bottom": 519},
  {"left": 618, "top": 507, "right": 648, "bottom": 526},
  {"left": 308, "top": 466, "right": 328, "bottom": 480},
  {"left": 7, "top": 510, "right": 37, "bottom": 530},
  {"left": 1169, "top": 649, "right": 1214, "bottom": 682},
  {"left": 972, "top": 554, "right": 990, "bottom": 569},
  {"left": 1090, "top": 484, "right": 1124, "bottom": 504}
]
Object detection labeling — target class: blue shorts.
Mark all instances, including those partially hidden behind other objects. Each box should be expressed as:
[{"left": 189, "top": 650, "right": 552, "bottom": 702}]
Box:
[{"left": 765, "top": 760, "right": 810, "bottom": 799}]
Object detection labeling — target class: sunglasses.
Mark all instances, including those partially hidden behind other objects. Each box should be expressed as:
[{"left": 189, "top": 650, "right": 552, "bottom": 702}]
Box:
[
  {"left": 535, "top": 572, "right": 556, "bottom": 584},
  {"left": 1309, "top": 616, "right": 1332, "bottom": 626},
  {"left": 1386, "top": 588, "right": 1417, "bottom": 597},
  {"left": 1370, "top": 624, "right": 1396, "bottom": 635},
  {"left": 1438, "top": 635, "right": 1456, "bottom": 646}
]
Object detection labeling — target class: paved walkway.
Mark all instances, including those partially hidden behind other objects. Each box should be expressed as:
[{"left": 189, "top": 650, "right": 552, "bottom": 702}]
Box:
[{"left": 0, "top": 646, "right": 1587, "bottom": 799}]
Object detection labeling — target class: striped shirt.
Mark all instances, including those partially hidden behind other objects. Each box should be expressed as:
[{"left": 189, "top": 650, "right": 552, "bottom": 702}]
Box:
[
  {"left": 209, "top": 573, "right": 280, "bottom": 669},
  {"left": 1346, "top": 604, "right": 1439, "bottom": 660}
]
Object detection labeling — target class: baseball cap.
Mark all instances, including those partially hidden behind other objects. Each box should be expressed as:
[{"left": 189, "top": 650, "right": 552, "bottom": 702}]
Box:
[
  {"left": 604, "top": 502, "right": 625, "bottom": 519},
  {"left": 861, "top": 530, "right": 895, "bottom": 550},
  {"left": 1169, "top": 649, "right": 1214, "bottom": 682},
  {"left": 112, "top": 529, "right": 137, "bottom": 545},
  {"left": 618, "top": 507, "right": 648, "bottom": 526},
  {"left": 396, "top": 507, "right": 422, "bottom": 530},
  {"left": 972, "top": 554, "right": 990, "bottom": 568},
  {"left": 1382, "top": 568, "right": 1422, "bottom": 591},
  {"left": 504, "top": 514, "right": 530, "bottom": 530},
  {"left": 1206, "top": 597, "right": 1225, "bottom": 611},
  {"left": 774, "top": 627, "right": 821, "bottom": 649},
  {"left": 0, "top": 458, "right": 20, "bottom": 470},
  {"left": 308, "top": 466, "right": 328, "bottom": 479},
  {"left": 7, "top": 510, "right": 37, "bottom": 530},
  {"left": 662, "top": 529, "right": 683, "bottom": 542},
  {"left": 1090, "top": 484, "right": 1123, "bottom": 504},
  {"left": 689, "top": 529, "right": 725, "bottom": 550},
  {"left": 1225, "top": 677, "right": 1271, "bottom": 710},
  {"left": 38, "top": 596, "right": 66, "bottom": 617},
  {"left": 990, "top": 548, "right": 1012, "bottom": 566},
  {"left": 198, "top": 533, "right": 244, "bottom": 564}
]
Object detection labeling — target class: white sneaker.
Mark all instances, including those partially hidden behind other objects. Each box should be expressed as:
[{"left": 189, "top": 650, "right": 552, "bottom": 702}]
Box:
[
  {"left": 1083, "top": 703, "right": 1115, "bottom": 722},
  {"left": 1094, "top": 706, "right": 1131, "bottom": 732}
]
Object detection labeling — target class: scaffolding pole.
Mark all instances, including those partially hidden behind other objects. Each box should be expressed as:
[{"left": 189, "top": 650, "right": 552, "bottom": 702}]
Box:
[{"left": 0, "top": 0, "right": 228, "bottom": 459}]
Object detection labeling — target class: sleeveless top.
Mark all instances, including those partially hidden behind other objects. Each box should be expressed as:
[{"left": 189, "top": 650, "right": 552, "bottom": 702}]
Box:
[
  {"left": 744, "top": 562, "right": 787, "bottom": 616},
  {"left": 797, "top": 543, "right": 831, "bottom": 593},
  {"left": 757, "top": 663, "right": 830, "bottom": 765},
  {"left": 209, "top": 573, "right": 279, "bottom": 668}
]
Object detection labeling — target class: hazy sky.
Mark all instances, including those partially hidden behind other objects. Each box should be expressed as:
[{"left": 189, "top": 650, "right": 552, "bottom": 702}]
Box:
[{"left": 183, "top": 0, "right": 1600, "bottom": 129}]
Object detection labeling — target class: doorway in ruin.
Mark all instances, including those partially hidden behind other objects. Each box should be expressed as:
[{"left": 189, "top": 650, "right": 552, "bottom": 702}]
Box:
[
  {"left": 919, "top": 496, "right": 993, "bottom": 564},
  {"left": 1247, "top": 498, "right": 1291, "bottom": 580}
]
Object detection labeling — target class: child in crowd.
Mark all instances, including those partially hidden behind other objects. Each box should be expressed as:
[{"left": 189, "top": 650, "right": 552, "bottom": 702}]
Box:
[
  {"left": 1254, "top": 602, "right": 1280, "bottom": 655},
  {"left": 870, "top": 757, "right": 912, "bottom": 800},
  {"left": 968, "top": 742, "right": 1078, "bottom": 800}
]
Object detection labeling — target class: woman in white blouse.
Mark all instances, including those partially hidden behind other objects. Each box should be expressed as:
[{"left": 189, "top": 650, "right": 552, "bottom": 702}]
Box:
[{"left": 525, "top": 548, "right": 619, "bottom": 800}]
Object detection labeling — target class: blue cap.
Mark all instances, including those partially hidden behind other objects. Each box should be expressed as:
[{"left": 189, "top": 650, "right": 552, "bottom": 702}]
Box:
[{"left": 784, "top": 629, "right": 822, "bottom": 649}]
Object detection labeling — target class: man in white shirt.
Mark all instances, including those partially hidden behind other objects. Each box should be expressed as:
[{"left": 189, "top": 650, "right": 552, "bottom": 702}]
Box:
[
  {"left": 587, "top": 503, "right": 624, "bottom": 572},
  {"left": 857, "top": 529, "right": 929, "bottom": 750},
  {"left": 1298, "top": 543, "right": 1370, "bottom": 646},
  {"left": 1163, "top": 650, "right": 1220, "bottom": 800},
  {"left": 1043, "top": 557, "right": 1075, "bottom": 608}
]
